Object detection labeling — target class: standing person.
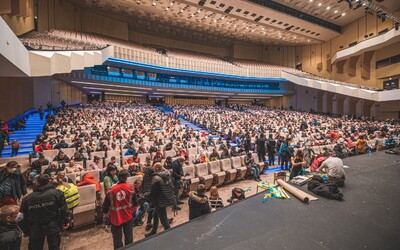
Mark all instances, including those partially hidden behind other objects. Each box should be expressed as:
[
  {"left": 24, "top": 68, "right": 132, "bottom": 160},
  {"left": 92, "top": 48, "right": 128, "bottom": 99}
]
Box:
[
  {"left": 255, "top": 133, "right": 267, "bottom": 164},
  {"left": 18, "top": 174, "right": 70, "bottom": 250},
  {"left": 0, "top": 205, "right": 21, "bottom": 250},
  {"left": 171, "top": 157, "right": 185, "bottom": 210},
  {"left": 303, "top": 143, "right": 315, "bottom": 168},
  {"left": 0, "top": 129, "right": 9, "bottom": 158},
  {"left": 267, "top": 135, "right": 276, "bottom": 166},
  {"left": 188, "top": 184, "right": 211, "bottom": 220},
  {"left": 141, "top": 162, "right": 155, "bottom": 231},
  {"left": 0, "top": 161, "right": 27, "bottom": 207},
  {"left": 289, "top": 149, "right": 306, "bottom": 180},
  {"left": 145, "top": 163, "right": 175, "bottom": 237},
  {"left": 10, "top": 140, "right": 20, "bottom": 157},
  {"left": 102, "top": 170, "right": 138, "bottom": 249},
  {"left": 38, "top": 106, "right": 45, "bottom": 121}
]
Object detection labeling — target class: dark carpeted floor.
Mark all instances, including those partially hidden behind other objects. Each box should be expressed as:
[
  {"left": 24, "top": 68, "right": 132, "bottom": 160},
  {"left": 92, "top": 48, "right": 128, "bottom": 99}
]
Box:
[{"left": 127, "top": 152, "right": 400, "bottom": 250}]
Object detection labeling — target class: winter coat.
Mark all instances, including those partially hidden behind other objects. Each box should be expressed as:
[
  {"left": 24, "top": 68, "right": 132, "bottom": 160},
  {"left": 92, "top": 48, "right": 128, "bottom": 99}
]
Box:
[
  {"left": 0, "top": 222, "right": 21, "bottom": 250},
  {"left": 0, "top": 168, "right": 27, "bottom": 201},
  {"left": 150, "top": 170, "right": 175, "bottom": 208},
  {"left": 19, "top": 184, "right": 70, "bottom": 238},
  {"left": 77, "top": 173, "right": 100, "bottom": 192},
  {"left": 188, "top": 191, "right": 211, "bottom": 220}
]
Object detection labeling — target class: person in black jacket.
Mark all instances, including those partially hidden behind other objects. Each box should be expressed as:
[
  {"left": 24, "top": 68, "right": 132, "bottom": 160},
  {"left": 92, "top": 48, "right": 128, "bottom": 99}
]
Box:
[
  {"left": 145, "top": 163, "right": 175, "bottom": 237},
  {"left": 267, "top": 135, "right": 276, "bottom": 166},
  {"left": 188, "top": 184, "right": 211, "bottom": 220},
  {"left": 29, "top": 155, "right": 49, "bottom": 183},
  {"left": 0, "top": 161, "right": 27, "bottom": 207},
  {"left": 171, "top": 157, "right": 185, "bottom": 208},
  {"left": 18, "top": 174, "right": 70, "bottom": 250},
  {"left": 0, "top": 205, "right": 21, "bottom": 250},
  {"left": 0, "top": 130, "right": 9, "bottom": 158},
  {"left": 255, "top": 133, "right": 267, "bottom": 164},
  {"left": 142, "top": 163, "right": 154, "bottom": 231}
]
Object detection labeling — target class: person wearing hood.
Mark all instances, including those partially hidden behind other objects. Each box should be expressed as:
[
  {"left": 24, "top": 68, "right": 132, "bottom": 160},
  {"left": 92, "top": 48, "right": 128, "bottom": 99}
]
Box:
[
  {"left": 0, "top": 205, "right": 21, "bottom": 250},
  {"left": 188, "top": 184, "right": 211, "bottom": 220},
  {"left": 145, "top": 163, "right": 175, "bottom": 237},
  {"left": 77, "top": 173, "right": 100, "bottom": 192},
  {"left": 18, "top": 174, "right": 70, "bottom": 250}
]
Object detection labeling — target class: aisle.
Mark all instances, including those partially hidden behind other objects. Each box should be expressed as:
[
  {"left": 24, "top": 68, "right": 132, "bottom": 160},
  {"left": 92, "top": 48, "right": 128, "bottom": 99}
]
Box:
[
  {"left": 2, "top": 113, "right": 46, "bottom": 157},
  {"left": 157, "top": 106, "right": 208, "bottom": 133}
]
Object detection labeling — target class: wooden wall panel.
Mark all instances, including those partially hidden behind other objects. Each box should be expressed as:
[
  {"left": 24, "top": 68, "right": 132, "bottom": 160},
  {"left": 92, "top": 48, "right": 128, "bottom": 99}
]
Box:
[{"left": 0, "top": 77, "right": 34, "bottom": 121}]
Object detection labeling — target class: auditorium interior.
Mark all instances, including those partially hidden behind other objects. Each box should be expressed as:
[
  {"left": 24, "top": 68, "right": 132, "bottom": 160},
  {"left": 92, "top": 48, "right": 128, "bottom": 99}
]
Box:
[{"left": 0, "top": 0, "right": 400, "bottom": 249}]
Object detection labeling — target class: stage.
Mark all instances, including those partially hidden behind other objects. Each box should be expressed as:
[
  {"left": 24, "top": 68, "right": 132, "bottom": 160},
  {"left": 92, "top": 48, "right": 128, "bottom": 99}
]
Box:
[{"left": 126, "top": 152, "right": 400, "bottom": 249}]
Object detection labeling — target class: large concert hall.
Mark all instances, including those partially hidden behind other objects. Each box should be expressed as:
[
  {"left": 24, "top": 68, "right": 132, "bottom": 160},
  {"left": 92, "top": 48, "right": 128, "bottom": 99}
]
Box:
[{"left": 0, "top": 0, "right": 399, "bottom": 249}]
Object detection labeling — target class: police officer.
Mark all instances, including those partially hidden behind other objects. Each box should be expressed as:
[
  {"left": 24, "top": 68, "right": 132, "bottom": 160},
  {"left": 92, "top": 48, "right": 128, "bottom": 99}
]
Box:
[
  {"left": 102, "top": 170, "right": 138, "bottom": 249},
  {"left": 18, "top": 174, "right": 70, "bottom": 250}
]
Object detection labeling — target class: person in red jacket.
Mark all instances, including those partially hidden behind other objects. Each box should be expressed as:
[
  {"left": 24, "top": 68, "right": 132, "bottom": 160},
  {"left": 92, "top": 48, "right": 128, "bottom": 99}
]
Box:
[
  {"left": 35, "top": 141, "right": 52, "bottom": 154},
  {"left": 102, "top": 170, "right": 138, "bottom": 249},
  {"left": 77, "top": 173, "right": 100, "bottom": 192}
]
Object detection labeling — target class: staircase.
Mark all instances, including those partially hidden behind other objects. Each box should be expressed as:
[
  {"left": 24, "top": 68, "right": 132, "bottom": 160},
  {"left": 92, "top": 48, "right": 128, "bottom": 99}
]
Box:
[{"left": 2, "top": 113, "right": 46, "bottom": 158}]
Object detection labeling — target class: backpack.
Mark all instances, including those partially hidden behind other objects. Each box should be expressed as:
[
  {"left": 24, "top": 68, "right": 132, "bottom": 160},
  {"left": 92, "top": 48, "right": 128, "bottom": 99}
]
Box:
[
  {"left": 268, "top": 140, "right": 276, "bottom": 149},
  {"left": 310, "top": 157, "right": 327, "bottom": 172}
]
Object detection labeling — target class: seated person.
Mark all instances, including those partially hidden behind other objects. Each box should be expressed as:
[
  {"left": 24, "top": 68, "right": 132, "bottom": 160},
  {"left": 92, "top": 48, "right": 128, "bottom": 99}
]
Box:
[
  {"left": 56, "top": 172, "right": 80, "bottom": 211},
  {"left": 77, "top": 173, "right": 100, "bottom": 193},
  {"left": 209, "top": 186, "right": 224, "bottom": 210},
  {"left": 35, "top": 141, "right": 52, "bottom": 154},
  {"left": 355, "top": 135, "right": 367, "bottom": 154},
  {"left": 65, "top": 160, "right": 84, "bottom": 182},
  {"left": 53, "top": 140, "right": 68, "bottom": 150},
  {"left": 188, "top": 184, "right": 211, "bottom": 220},
  {"left": 317, "top": 151, "right": 345, "bottom": 187},
  {"left": 209, "top": 148, "right": 220, "bottom": 162},
  {"left": 132, "top": 179, "right": 148, "bottom": 227},
  {"left": 220, "top": 148, "right": 230, "bottom": 159},
  {"left": 152, "top": 151, "right": 163, "bottom": 163},
  {"left": 29, "top": 154, "right": 49, "bottom": 182},
  {"left": 124, "top": 146, "right": 137, "bottom": 156},
  {"left": 88, "top": 156, "right": 102, "bottom": 171},
  {"left": 127, "top": 164, "right": 141, "bottom": 176},
  {"left": 244, "top": 152, "right": 261, "bottom": 181},
  {"left": 289, "top": 149, "right": 306, "bottom": 180},
  {"left": 43, "top": 161, "right": 62, "bottom": 185},
  {"left": 227, "top": 188, "right": 245, "bottom": 204},
  {"left": 385, "top": 136, "right": 397, "bottom": 149},
  {"left": 230, "top": 147, "right": 239, "bottom": 157},
  {"left": 53, "top": 151, "right": 70, "bottom": 170},
  {"left": 71, "top": 151, "right": 85, "bottom": 162},
  {"left": 333, "top": 140, "right": 347, "bottom": 159}
]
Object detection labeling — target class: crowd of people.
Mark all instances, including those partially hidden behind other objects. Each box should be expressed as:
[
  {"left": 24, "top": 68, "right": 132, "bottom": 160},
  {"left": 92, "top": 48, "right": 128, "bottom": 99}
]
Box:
[{"left": 0, "top": 102, "right": 399, "bottom": 249}]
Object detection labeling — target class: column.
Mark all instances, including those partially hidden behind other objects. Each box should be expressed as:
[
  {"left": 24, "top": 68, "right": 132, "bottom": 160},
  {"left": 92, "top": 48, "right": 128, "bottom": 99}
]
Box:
[
  {"left": 343, "top": 96, "right": 350, "bottom": 115},
  {"left": 356, "top": 99, "right": 364, "bottom": 117}
]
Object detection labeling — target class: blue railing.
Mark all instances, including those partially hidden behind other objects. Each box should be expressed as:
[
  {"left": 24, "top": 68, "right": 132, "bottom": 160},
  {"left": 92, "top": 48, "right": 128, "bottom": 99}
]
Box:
[{"left": 7, "top": 108, "right": 36, "bottom": 131}]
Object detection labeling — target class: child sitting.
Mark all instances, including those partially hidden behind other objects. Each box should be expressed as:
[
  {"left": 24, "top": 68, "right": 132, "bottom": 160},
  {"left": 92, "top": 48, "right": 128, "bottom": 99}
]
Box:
[
  {"left": 227, "top": 188, "right": 245, "bottom": 204},
  {"left": 209, "top": 186, "right": 224, "bottom": 210},
  {"left": 132, "top": 179, "right": 149, "bottom": 227}
]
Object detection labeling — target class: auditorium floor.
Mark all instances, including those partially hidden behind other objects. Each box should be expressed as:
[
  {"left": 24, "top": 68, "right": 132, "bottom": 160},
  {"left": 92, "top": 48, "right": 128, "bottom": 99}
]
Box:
[{"left": 20, "top": 167, "right": 278, "bottom": 250}]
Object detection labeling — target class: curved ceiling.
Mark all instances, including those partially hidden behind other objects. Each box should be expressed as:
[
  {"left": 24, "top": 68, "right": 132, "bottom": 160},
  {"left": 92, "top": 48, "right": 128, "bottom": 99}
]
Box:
[{"left": 66, "top": 0, "right": 344, "bottom": 46}]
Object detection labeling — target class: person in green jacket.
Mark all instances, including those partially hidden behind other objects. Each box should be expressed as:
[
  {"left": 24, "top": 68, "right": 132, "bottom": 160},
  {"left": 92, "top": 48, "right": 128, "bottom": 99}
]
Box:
[{"left": 103, "top": 163, "right": 119, "bottom": 196}]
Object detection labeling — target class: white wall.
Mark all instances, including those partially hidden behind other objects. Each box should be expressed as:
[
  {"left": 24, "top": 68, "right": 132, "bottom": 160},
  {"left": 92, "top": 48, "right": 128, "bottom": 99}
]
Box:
[{"left": 0, "top": 16, "right": 30, "bottom": 76}]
